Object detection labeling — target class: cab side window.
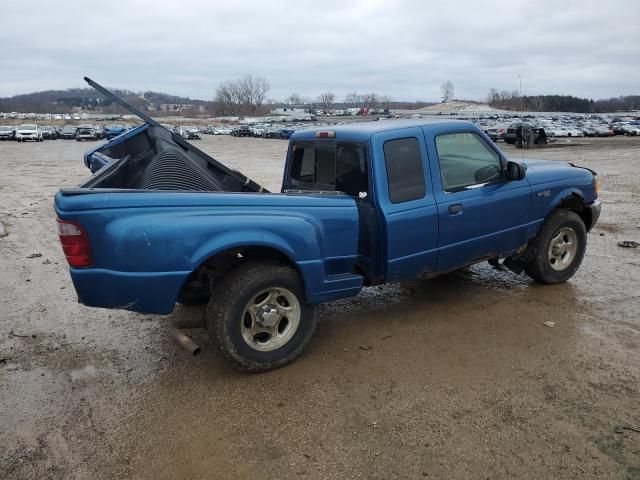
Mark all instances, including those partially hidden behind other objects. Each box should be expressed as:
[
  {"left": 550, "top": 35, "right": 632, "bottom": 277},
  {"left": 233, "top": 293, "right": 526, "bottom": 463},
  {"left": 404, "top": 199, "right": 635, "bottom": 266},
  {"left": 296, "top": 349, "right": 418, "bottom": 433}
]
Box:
[
  {"left": 435, "top": 132, "right": 502, "bottom": 192},
  {"left": 383, "top": 137, "right": 425, "bottom": 203}
]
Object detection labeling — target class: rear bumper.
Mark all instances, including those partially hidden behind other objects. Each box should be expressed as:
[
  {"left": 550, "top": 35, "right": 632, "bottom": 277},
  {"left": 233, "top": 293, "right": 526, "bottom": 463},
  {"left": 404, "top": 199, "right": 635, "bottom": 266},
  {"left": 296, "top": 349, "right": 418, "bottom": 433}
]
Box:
[
  {"left": 587, "top": 199, "right": 601, "bottom": 231},
  {"left": 70, "top": 268, "right": 190, "bottom": 315}
]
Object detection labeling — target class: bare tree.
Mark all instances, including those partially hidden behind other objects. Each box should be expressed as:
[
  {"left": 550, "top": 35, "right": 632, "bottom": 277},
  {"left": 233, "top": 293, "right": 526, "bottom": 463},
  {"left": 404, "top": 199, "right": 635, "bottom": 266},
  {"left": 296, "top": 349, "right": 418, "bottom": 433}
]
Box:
[
  {"left": 378, "top": 95, "right": 392, "bottom": 110},
  {"left": 344, "top": 92, "right": 363, "bottom": 107},
  {"left": 487, "top": 88, "right": 499, "bottom": 104},
  {"left": 360, "top": 93, "right": 380, "bottom": 109},
  {"left": 287, "top": 93, "right": 302, "bottom": 106},
  {"left": 318, "top": 91, "right": 335, "bottom": 111},
  {"left": 441, "top": 80, "right": 454, "bottom": 103},
  {"left": 214, "top": 74, "right": 270, "bottom": 115}
]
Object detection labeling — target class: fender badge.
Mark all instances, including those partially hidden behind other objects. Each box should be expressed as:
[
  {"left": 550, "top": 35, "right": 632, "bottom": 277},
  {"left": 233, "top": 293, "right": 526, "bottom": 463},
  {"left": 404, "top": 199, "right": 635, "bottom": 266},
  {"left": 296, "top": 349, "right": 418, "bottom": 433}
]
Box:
[{"left": 537, "top": 190, "right": 551, "bottom": 198}]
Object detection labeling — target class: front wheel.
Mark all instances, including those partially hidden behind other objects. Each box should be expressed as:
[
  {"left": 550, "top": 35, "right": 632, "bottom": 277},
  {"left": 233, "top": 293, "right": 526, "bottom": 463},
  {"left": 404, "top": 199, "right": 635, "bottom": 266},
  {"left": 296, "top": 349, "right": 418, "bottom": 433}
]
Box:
[
  {"left": 525, "top": 210, "right": 587, "bottom": 284},
  {"left": 206, "top": 260, "right": 318, "bottom": 372}
]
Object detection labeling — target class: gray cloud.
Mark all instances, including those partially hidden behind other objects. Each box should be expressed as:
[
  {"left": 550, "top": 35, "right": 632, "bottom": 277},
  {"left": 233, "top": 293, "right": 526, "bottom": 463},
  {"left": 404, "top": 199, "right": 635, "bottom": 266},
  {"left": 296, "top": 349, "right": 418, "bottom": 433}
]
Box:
[{"left": 1, "top": 0, "right": 638, "bottom": 101}]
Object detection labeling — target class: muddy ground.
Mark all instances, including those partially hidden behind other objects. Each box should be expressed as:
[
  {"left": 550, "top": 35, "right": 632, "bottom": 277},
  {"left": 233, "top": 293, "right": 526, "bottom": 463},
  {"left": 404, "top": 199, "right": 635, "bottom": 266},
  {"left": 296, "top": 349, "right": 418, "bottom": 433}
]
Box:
[{"left": 0, "top": 134, "right": 639, "bottom": 479}]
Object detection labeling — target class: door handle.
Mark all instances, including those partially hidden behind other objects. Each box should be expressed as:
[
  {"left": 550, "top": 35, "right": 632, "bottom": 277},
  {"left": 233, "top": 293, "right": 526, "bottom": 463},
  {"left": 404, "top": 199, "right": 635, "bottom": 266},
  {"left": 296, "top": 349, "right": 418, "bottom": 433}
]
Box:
[{"left": 448, "top": 204, "right": 463, "bottom": 215}]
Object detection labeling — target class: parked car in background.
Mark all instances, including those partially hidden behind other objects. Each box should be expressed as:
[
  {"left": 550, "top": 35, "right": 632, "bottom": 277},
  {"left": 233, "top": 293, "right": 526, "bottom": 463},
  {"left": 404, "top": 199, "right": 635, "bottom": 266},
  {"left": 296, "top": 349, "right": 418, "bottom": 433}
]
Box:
[
  {"left": 231, "top": 125, "right": 251, "bottom": 137},
  {"left": 279, "top": 127, "right": 296, "bottom": 139},
  {"left": 187, "top": 127, "right": 201, "bottom": 139},
  {"left": 484, "top": 126, "right": 506, "bottom": 142},
  {"left": 178, "top": 126, "right": 201, "bottom": 140},
  {"left": 261, "top": 127, "right": 282, "bottom": 139},
  {"left": 104, "top": 124, "right": 127, "bottom": 140},
  {"left": 15, "top": 124, "right": 42, "bottom": 142},
  {"left": 76, "top": 126, "right": 97, "bottom": 141},
  {"left": 60, "top": 125, "right": 77, "bottom": 139},
  {"left": 93, "top": 125, "right": 106, "bottom": 139},
  {"left": 41, "top": 126, "right": 57, "bottom": 140},
  {"left": 250, "top": 125, "right": 267, "bottom": 137},
  {"left": 593, "top": 126, "right": 614, "bottom": 137},
  {"left": 0, "top": 125, "right": 14, "bottom": 140}
]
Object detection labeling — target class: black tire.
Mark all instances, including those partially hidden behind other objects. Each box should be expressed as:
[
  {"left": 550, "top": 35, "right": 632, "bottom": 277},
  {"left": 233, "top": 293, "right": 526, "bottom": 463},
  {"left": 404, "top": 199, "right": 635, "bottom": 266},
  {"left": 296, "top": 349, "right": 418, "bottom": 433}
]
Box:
[
  {"left": 176, "top": 282, "right": 211, "bottom": 306},
  {"left": 525, "top": 210, "right": 587, "bottom": 284},
  {"left": 206, "top": 260, "right": 318, "bottom": 372}
]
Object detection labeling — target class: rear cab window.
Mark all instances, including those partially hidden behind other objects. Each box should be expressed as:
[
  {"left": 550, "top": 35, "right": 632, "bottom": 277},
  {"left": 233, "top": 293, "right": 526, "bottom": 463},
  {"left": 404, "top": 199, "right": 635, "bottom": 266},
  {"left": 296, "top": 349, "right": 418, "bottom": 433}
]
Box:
[{"left": 289, "top": 142, "right": 369, "bottom": 198}]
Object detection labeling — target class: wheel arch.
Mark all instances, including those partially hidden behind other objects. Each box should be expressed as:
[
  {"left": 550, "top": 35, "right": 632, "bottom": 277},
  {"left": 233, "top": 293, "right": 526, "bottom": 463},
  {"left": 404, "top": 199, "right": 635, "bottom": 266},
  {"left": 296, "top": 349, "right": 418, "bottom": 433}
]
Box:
[
  {"left": 178, "top": 243, "right": 307, "bottom": 304},
  {"left": 552, "top": 192, "right": 594, "bottom": 231}
]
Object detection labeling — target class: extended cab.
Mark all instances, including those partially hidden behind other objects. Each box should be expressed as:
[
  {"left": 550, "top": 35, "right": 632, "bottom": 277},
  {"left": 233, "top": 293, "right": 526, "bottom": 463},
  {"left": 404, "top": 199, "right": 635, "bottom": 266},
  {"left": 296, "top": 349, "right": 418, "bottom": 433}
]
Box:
[{"left": 54, "top": 80, "right": 601, "bottom": 372}]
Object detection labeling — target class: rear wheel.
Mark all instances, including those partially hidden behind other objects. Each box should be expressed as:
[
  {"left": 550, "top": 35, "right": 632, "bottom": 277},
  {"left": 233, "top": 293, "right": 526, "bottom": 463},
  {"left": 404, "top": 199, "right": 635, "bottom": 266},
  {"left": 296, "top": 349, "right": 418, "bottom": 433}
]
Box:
[
  {"left": 206, "top": 260, "right": 317, "bottom": 372},
  {"left": 525, "top": 210, "right": 587, "bottom": 284}
]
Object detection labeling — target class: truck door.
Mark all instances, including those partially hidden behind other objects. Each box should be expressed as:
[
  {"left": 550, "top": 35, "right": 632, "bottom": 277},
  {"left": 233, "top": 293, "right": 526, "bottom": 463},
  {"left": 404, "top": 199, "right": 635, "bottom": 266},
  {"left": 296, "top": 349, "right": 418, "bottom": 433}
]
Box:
[
  {"left": 423, "top": 127, "right": 532, "bottom": 272},
  {"left": 371, "top": 128, "right": 439, "bottom": 282}
]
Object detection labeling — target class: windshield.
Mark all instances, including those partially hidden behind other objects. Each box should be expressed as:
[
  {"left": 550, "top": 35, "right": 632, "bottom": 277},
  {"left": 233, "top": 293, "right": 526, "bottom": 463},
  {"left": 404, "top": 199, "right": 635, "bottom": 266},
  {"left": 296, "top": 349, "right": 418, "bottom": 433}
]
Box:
[
  {"left": 62, "top": 126, "right": 76, "bottom": 132},
  {"left": 19, "top": 124, "right": 36, "bottom": 130},
  {"left": 107, "top": 124, "right": 124, "bottom": 129},
  {"left": 0, "top": 126, "right": 11, "bottom": 131}
]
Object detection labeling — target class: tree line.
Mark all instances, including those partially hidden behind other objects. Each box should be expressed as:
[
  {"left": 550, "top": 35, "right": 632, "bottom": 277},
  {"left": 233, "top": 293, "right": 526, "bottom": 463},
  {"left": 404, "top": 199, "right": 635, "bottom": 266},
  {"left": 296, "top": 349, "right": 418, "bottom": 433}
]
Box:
[
  {"left": 4, "top": 75, "right": 637, "bottom": 115},
  {"left": 487, "top": 88, "right": 640, "bottom": 113},
  {"left": 212, "top": 75, "right": 398, "bottom": 116}
]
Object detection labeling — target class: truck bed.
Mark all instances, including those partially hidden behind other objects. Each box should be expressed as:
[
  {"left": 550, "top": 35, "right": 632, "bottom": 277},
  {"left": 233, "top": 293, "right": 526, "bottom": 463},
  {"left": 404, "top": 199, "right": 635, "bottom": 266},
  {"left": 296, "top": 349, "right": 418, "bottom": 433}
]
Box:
[{"left": 80, "top": 124, "right": 267, "bottom": 194}]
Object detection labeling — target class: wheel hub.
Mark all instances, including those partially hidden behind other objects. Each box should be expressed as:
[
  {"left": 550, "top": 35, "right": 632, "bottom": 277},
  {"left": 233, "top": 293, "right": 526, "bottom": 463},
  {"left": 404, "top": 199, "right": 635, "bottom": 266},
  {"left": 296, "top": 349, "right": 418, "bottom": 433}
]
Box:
[
  {"left": 552, "top": 240, "right": 566, "bottom": 256},
  {"left": 547, "top": 226, "right": 578, "bottom": 271},
  {"left": 258, "top": 305, "right": 280, "bottom": 327},
  {"left": 241, "top": 287, "right": 302, "bottom": 352}
]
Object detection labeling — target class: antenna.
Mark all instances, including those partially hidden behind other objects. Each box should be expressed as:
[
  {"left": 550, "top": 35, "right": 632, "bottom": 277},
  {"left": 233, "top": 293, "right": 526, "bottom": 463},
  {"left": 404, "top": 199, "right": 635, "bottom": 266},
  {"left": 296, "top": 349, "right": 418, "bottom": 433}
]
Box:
[{"left": 519, "top": 74, "right": 526, "bottom": 155}]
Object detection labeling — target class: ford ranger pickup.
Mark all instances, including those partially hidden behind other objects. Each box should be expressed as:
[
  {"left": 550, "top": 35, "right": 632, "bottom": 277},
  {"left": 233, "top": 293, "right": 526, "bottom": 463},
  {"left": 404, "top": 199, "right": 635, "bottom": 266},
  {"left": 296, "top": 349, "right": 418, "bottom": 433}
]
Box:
[{"left": 54, "top": 78, "right": 601, "bottom": 371}]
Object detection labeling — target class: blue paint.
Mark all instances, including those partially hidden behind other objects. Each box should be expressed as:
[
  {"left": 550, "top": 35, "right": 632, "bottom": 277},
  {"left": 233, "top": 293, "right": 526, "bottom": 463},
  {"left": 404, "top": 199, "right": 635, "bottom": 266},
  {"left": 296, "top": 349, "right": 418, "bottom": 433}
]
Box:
[{"left": 56, "top": 120, "right": 600, "bottom": 314}]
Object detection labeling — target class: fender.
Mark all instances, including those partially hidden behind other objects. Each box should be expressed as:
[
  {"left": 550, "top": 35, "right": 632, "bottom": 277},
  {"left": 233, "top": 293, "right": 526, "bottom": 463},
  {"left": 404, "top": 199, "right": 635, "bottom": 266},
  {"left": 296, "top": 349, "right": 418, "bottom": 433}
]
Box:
[
  {"left": 549, "top": 187, "right": 585, "bottom": 211},
  {"left": 190, "top": 229, "right": 299, "bottom": 267}
]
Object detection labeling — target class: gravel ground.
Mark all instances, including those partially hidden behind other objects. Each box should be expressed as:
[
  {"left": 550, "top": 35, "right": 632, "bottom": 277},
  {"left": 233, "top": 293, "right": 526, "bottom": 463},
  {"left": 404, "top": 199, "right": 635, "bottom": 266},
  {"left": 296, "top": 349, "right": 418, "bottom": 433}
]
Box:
[{"left": 1, "top": 134, "right": 639, "bottom": 479}]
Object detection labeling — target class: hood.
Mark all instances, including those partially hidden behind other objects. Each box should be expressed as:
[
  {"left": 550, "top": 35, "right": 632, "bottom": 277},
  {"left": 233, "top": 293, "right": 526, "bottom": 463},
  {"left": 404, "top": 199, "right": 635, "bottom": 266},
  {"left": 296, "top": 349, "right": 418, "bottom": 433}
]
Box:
[{"left": 518, "top": 157, "right": 596, "bottom": 187}]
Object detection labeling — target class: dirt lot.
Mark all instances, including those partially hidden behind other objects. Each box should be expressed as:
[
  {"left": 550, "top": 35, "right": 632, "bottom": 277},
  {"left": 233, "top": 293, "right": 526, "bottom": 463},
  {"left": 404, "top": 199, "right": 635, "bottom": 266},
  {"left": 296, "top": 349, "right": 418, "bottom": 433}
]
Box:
[{"left": 1, "top": 134, "right": 639, "bottom": 479}]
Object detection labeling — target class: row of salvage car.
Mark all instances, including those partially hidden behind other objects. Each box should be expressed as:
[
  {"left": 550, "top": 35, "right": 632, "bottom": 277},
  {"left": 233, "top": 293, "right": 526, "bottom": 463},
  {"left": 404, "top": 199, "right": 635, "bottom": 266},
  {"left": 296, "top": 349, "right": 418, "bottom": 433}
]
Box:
[
  {"left": 0, "top": 124, "right": 132, "bottom": 142},
  {"left": 481, "top": 115, "right": 640, "bottom": 143},
  {"left": 168, "top": 123, "right": 321, "bottom": 140}
]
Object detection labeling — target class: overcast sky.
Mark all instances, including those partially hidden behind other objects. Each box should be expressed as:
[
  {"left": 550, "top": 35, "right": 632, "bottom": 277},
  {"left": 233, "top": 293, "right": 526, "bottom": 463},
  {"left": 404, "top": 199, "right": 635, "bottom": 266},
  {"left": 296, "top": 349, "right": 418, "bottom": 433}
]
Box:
[{"left": 1, "top": 0, "right": 638, "bottom": 102}]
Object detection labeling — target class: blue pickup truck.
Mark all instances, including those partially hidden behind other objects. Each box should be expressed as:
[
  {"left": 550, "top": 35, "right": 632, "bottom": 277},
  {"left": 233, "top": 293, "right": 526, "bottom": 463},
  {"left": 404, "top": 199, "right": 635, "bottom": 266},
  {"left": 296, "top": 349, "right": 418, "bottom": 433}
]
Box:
[{"left": 55, "top": 80, "right": 600, "bottom": 371}]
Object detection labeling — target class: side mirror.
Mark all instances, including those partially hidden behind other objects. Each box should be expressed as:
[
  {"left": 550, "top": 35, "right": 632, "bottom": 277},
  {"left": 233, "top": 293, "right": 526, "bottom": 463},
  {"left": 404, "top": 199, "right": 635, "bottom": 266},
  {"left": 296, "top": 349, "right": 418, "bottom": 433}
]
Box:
[{"left": 506, "top": 161, "right": 526, "bottom": 181}]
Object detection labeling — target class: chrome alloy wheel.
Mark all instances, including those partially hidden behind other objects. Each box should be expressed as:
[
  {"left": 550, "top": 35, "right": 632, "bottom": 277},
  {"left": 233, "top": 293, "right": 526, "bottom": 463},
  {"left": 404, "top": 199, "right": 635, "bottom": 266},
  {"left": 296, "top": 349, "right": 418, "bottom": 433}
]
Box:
[
  {"left": 547, "top": 227, "right": 578, "bottom": 271},
  {"left": 240, "top": 287, "right": 301, "bottom": 351}
]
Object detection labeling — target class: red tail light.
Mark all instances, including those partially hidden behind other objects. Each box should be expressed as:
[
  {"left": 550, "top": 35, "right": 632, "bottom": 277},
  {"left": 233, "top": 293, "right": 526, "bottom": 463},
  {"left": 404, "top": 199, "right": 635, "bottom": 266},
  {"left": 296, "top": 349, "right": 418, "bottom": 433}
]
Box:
[{"left": 57, "top": 218, "right": 91, "bottom": 267}]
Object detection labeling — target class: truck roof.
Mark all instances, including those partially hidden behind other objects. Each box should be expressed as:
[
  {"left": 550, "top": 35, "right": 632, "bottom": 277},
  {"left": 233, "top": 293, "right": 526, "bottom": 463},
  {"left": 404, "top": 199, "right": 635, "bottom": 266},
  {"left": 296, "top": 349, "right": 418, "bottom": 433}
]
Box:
[{"left": 290, "top": 119, "right": 474, "bottom": 142}]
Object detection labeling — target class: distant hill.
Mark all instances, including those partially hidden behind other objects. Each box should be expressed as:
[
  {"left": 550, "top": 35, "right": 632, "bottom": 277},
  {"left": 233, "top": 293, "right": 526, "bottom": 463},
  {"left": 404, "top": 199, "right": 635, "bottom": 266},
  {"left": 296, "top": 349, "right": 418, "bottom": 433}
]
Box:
[
  {"left": 0, "top": 88, "right": 210, "bottom": 114},
  {"left": 414, "top": 100, "right": 505, "bottom": 113}
]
